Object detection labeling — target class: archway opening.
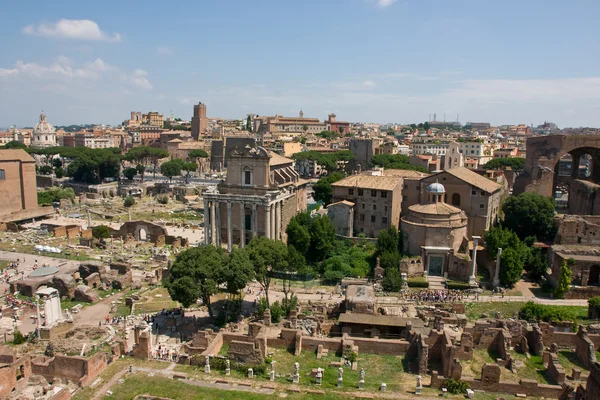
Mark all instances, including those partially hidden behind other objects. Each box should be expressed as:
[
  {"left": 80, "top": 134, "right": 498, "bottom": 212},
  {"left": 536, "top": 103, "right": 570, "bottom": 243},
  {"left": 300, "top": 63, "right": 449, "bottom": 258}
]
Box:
[
  {"left": 556, "top": 154, "right": 574, "bottom": 177},
  {"left": 451, "top": 193, "right": 461, "bottom": 207},
  {"left": 589, "top": 265, "right": 600, "bottom": 286}
]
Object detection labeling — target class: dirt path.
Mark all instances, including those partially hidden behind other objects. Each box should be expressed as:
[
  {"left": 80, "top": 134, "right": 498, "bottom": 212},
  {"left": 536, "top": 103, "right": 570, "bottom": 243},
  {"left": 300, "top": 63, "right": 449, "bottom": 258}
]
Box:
[
  {"left": 91, "top": 367, "right": 128, "bottom": 400},
  {"left": 74, "top": 293, "right": 122, "bottom": 326}
]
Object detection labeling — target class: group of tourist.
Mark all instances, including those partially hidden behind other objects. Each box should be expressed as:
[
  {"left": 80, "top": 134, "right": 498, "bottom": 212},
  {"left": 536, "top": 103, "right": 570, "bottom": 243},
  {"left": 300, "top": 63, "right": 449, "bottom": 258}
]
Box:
[
  {"left": 398, "top": 289, "right": 474, "bottom": 303},
  {"left": 154, "top": 345, "right": 178, "bottom": 361}
]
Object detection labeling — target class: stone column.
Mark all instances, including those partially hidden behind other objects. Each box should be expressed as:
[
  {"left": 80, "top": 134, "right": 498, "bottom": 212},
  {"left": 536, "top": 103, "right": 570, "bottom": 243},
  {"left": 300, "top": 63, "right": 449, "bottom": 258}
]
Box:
[
  {"left": 239, "top": 202, "right": 245, "bottom": 248},
  {"left": 270, "top": 204, "right": 276, "bottom": 240},
  {"left": 210, "top": 202, "right": 216, "bottom": 245},
  {"left": 203, "top": 199, "right": 209, "bottom": 245},
  {"left": 265, "top": 204, "right": 271, "bottom": 239},
  {"left": 227, "top": 201, "right": 232, "bottom": 251},
  {"left": 215, "top": 202, "right": 221, "bottom": 246},
  {"left": 274, "top": 200, "right": 281, "bottom": 240},
  {"left": 493, "top": 247, "right": 502, "bottom": 287},
  {"left": 252, "top": 204, "right": 258, "bottom": 238},
  {"left": 469, "top": 236, "right": 481, "bottom": 285}
]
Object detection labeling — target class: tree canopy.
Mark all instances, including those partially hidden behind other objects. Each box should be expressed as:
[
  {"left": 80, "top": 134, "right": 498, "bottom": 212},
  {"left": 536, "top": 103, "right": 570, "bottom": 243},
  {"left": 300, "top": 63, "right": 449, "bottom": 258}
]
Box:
[
  {"left": 292, "top": 150, "right": 354, "bottom": 173},
  {"left": 37, "top": 187, "right": 75, "bottom": 206},
  {"left": 92, "top": 225, "right": 111, "bottom": 239},
  {"left": 483, "top": 157, "right": 525, "bottom": 172},
  {"left": 502, "top": 192, "right": 556, "bottom": 240},
  {"left": 188, "top": 149, "right": 208, "bottom": 159},
  {"left": 370, "top": 154, "right": 427, "bottom": 173},
  {"left": 124, "top": 146, "right": 169, "bottom": 181},
  {"left": 2, "top": 140, "right": 27, "bottom": 149},
  {"left": 160, "top": 160, "right": 182, "bottom": 182},
  {"left": 312, "top": 172, "right": 345, "bottom": 205},
  {"left": 123, "top": 167, "right": 137, "bottom": 181},
  {"left": 246, "top": 237, "right": 289, "bottom": 306}
]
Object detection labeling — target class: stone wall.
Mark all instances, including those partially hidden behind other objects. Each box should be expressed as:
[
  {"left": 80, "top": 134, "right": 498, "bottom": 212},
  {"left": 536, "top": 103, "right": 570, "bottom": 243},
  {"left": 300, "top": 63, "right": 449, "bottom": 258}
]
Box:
[
  {"left": 575, "top": 326, "right": 597, "bottom": 370},
  {"left": 0, "top": 351, "right": 32, "bottom": 399},
  {"left": 547, "top": 352, "right": 566, "bottom": 384},
  {"left": 31, "top": 352, "right": 107, "bottom": 386}
]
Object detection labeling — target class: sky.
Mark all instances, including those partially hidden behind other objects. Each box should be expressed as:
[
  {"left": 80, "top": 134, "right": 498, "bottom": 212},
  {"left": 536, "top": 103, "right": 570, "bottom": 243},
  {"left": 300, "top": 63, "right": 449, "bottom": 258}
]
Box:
[{"left": 2, "top": 0, "right": 600, "bottom": 128}]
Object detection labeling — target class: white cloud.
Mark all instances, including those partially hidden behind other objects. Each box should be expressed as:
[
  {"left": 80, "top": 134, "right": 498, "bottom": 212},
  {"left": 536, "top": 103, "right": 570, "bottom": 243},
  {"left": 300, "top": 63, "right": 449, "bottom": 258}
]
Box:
[
  {"left": 0, "top": 68, "right": 19, "bottom": 77},
  {"left": 362, "top": 80, "right": 376, "bottom": 87},
  {"left": 156, "top": 46, "right": 173, "bottom": 55},
  {"left": 376, "top": 0, "right": 397, "bottom": 8},
  {"left": 129, "top": 69, "right": 153, "bottom": 90},
  {"left": 22, "top": 19, "right": 121, "bottom": 42}
]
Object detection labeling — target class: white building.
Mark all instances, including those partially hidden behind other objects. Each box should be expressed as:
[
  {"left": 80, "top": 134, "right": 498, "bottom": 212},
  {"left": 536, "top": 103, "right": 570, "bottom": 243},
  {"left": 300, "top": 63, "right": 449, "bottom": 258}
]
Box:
[
  {"left": 411, "top": 137, "right": 453, "bottom": 156},
  {"left": 31, "top": 112, "right": 57, "bottom": 148}
]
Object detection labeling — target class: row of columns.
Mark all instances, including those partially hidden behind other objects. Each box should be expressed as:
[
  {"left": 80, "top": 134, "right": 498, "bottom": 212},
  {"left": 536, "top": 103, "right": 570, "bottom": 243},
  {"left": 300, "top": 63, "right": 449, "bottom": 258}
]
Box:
[{"left": 203, "top": 199, "right": 285, "bottom": 251}]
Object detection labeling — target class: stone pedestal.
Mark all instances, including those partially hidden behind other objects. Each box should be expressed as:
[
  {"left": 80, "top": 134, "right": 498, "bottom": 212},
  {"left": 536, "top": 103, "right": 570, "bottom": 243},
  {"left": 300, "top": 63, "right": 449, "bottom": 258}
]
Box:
[
  {"left": 248, "top": 368, "right": 253, "bottom": 379},
  {"left": 316, "top": 372, "right": 322, "bottom": 385},
  {"left": 359, "top": 379, "right": 364, "bottom": 389},
  {"left": 292, "top": 374, "right": 299, "bottom": 384},
  {"left": 225, "top": 368, "right": 230, "bottom": 376},
  {"left": 416, "top": 385, "right": 422, "bottom": 394},
  {"left": 338, "top": 378, "right": 343, "bottom": 387},
  {"left": 270, "top": 371, "right": 275, "bottom": 381},
  {"left": 380, "top": 383, "right": 387, "bottom": 392}
]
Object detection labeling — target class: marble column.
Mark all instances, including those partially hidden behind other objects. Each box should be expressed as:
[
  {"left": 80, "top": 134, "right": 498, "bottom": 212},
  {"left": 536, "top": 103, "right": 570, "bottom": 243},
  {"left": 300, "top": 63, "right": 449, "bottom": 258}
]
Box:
[
  {"left": 227, "top": 201, "right": 232, "bottom": 251},
  {"left": 239, "top": 202, "right": 245, "bottom": 248},
  {"left": 469, "top": 236, "right": 481, "bottom": 285},
  {"left": 203, "top": 199, "right": 209, "bottom": 245},
  {"left": 265, "top": 204, "right": 271, "bottom": 239},
  {"left": 252, "top": 204, "right": 258, "bottom": 238},
  {"left": 493, "top": 248, "right": 502, "bottom": 287},
  {"left": 210, "top": 202, "right": 216, "bottom": 245}
]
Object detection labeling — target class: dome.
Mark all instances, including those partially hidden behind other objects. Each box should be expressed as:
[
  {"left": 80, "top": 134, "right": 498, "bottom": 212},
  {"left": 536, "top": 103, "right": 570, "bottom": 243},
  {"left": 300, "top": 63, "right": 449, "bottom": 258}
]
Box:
[
  {"left": 426, "top": 181, "right": 446, "bottom": 194},
  {"left": 33, "top": 112, "right": 56, "bottom": 135}
]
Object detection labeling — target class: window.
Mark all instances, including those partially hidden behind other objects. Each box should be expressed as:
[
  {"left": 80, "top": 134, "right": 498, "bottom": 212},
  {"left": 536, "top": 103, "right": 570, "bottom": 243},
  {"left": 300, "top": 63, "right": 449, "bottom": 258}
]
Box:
[
  {"left": 384, "top": 206, "right": 388, "bottom": 213},
  {"left": 349, "top": 188, "right": 354, "bottom": 195},
  {"left": 382, "top": 217, "right": 388, "bottom": 224},
  {"left": 244, "top": 170, "right": 252, "bottom": 185},
  {"left": 451, "top": 193, "right": 461, "bottom": 207},
  {"left": 480, "top": 191, "right": 485, "bottom": 196},
  {"left": 358, "top": 189, "right": 364, "bottom": 196},
  {"left": 373, "top": 204, "right": 377, "bottom": 211},
  {"left": 360, "top": 214, "right": 364, "bottom": 221},
  {"left": 371, "top": 215, "right": 376, "bottom": 222},
  {"left": 362, "top": 203, "right": 365, "bottom": 209},
  {"left": 480, "top": 204, "right": 485, "bottom": 209},
  {"left": 0, "top": 169, "right": 4, "bottom": 180},
  {"left": 381, "top": 191, "right": 387, "bottom": 198},
  {"left": 402, "top": 195, "right": 407, "bottom": 201},
  {"left": 371, "top": 190, "right": 377, "bottom": 197},
  {"left": 472, "top": 190, "right": 476, "bottom": 195}
]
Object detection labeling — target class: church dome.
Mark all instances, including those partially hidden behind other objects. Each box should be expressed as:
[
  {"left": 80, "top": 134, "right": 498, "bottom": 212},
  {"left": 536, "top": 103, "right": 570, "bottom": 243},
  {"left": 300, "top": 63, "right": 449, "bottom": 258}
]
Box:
[
  {"left": 33, "top": 112, "right": 56, "bottom": 135},
  {"left": 426, "top": 181, "right": 446, "bottom": 194}
]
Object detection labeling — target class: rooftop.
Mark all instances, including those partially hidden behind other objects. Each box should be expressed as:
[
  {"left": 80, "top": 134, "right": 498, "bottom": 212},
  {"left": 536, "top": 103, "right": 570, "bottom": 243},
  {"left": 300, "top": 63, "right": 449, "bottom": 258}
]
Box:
[
  {"left": 269, "top": 152, "right": 294, "bottom": 166},
  {"left": 332, "top": 175, "right": 401, "bottom": 191},
  {"left": 437, "top": 167, "right": 503, "bottom": 193},
  {"left": 407, "top": 202, "right": 463, "bottom": 216},
  {"left": 0, "top": 149, "right": 35, "bottom": 163}
]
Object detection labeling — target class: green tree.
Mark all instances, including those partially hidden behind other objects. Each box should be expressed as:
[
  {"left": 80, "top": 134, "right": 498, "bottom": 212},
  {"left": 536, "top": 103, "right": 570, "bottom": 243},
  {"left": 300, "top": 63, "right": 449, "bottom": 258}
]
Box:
[
  {"left": 124, "top": 196, "right": 135, "bottom": 208},
  {"left": 286, "top": 217, "right": 311, "bottom": 254},
  {"left": 502, "top": 193, "right": 556, "bottom": 240},
  {"left": 166, "top": 245, "right": 227, "bottom": 317},
  {"left": 181, "top": 161, "right": 198, "bottom": 183},
  {"left": 524, "top": 247, "right": 548, "bottom": 279},
  {"left": 483, "top": 157, "right": 525, "bottom": 172},
  {"left": 123, "top": 167, "right": 137, "bottom": 181},
  {"left": 423, "top": 121, "right": 431, "bottom": 131},
  {"left": 484, "top": 225, "right": 523, "bottom": 256},
  {"left": 376, "top": 226, "right": 402, "bottom": 255},
  {"left": 312, "top": 171, "right": 344, "bottom": 205},
  {"left": 54, "top": 166, "right": 65, "bottom": 179},
  {"left": 370, "top": 153, "right": 427, "bottom": 172},
  {"left": 223, "top": 248, "right": 254, "bottom": 294},
  {"left": 37, "top": 187, "right": 75, "bottom": 206},
  {"left": 188, "top": 149, "right": 209, "bottom": 159},
  {"left": 160, "top": 160, "right": 182, "bottom": 182},
  {"left": 246, "top": 237, "right": 288, "bottom": 306},
  {"left": 38, "top": 165, "right": 53, "bottom": 175},
  {"left": 270, "top": 301, "right": 283, "bottom": 323},
  {"left": 379, "top": 251, "right": 401, "bottom": 270},
  {"left": 554, "top": 259, "right": 573, "bottom": 299},
  {"left": 499, "top": 247, "right": 523, "bottom": 286},
  {"left": 3, "top": 140, "right": 27, "bottom": 149},
  {"left": 92, "top": 225, "right": 111, "bottom": 239},
  {"left": 382, "top": 267, "right": 403, "bottom": 292},
  {"left": 309, "top": 215, "right": 336, "bottom": 262},
  {"left": 246, "top": 115, "right": 253, "bottom": 132}
]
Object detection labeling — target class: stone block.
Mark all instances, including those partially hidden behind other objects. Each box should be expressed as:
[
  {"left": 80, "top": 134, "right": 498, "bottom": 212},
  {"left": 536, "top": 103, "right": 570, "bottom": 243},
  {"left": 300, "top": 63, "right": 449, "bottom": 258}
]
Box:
[{"left": 74, "top": 285, "right": 99, "bottom": 302}]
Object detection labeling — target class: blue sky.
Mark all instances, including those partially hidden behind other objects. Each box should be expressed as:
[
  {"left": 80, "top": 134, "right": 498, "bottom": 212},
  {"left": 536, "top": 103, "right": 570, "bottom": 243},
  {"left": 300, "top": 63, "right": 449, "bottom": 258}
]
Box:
[{"left": 2, "top": 0, "right": 600, "bottom": 128}]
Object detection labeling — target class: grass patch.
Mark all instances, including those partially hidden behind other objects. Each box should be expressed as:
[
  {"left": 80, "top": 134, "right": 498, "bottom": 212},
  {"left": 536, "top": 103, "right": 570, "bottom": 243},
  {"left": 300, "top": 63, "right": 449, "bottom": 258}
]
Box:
[
  {"left": 464, "top": 302, "right": 526, "bottom": 321},
  {"left": 133, "top": 287, "right": 179, "bottom": 314},
  {"left": 407, "top": 277, "right": 429, "bottom": 288},
  {"left": 0, "top": 260, "right": 9, "bottom": 270}
]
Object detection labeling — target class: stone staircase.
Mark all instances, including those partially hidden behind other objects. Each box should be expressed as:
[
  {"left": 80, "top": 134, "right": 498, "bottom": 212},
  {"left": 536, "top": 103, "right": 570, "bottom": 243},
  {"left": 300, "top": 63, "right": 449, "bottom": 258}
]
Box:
[{"left": 427, "top": 276, "right": 446, "bottom": 291}]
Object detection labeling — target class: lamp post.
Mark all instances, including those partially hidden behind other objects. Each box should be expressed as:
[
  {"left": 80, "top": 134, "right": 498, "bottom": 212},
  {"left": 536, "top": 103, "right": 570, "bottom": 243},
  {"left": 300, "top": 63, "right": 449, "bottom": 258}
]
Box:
[{"left": 469, "top": 236, "right": 481, "bottom": 285}]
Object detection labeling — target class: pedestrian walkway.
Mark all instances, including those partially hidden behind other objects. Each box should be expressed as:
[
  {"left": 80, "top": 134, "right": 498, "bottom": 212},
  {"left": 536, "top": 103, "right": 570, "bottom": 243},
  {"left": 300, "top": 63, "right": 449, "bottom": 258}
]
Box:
[{"left": 427, "top": 276, "right": 445, "bottom": 291}]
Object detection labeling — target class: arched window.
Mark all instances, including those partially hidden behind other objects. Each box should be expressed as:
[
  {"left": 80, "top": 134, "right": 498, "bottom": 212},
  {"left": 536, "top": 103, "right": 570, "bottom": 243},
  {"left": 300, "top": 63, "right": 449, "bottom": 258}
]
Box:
[{"left": 451, "top": 193, "right": 461, "bottom": 207}]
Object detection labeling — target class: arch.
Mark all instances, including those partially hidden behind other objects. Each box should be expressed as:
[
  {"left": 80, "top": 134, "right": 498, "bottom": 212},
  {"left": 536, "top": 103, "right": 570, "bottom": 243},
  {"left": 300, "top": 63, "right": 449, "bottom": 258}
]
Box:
[
  {"left": 138, "top": 228, "right": 147, "bottom": 241},
  {"left": 451, "top": 193, "right": 461, "bottom": 207},
  {"left": 588, "top": 265, "right": 600, "bottom": 286}
]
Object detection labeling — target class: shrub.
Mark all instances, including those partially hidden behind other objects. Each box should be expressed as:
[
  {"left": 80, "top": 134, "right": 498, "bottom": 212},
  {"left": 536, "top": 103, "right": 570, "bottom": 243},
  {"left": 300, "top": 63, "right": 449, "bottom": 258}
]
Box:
[
  {"left": 446, "top": 281, "right": 471, "bottom": 290},
  {"left": 270, "top": 301, "right": 283, "bottom": 323},
  {"left": 589, "top": 296, "right": 600, "bottom": 309},
  {"left": 519, "top": 301, "right": 583, "bottom": 323},
  {"left": 255, "top": 297, "right": 268, "bottom": 319},
  {"left": 157, "top": 195, "right": 169, "bottom": 204},
  {"left": 12, "top": 329, "right": 25, "bottom": 345},
  {"left": 54, "top": 167, "right": 65, "bottom": 178},
  {"left": 444, "top": 378, "right": 469, "bottom": 394},
  {"left": 124, "top": 196, "right": 135, "bottom": 208},
  {"left": 407, "top": 277, "right": 429, "bottom": 288},
  {"left": 382, "top": 267, "right": 403, "bottom": 292},
  {"left": 92, "top": 225, "right": 111, "bottom": 239}
]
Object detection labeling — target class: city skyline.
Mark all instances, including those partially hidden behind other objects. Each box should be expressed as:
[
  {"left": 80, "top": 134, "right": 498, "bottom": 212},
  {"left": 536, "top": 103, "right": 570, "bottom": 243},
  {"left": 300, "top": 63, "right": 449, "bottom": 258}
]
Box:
[{"left": 2, "top": 0, "right": 600, "bottom": 127}]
